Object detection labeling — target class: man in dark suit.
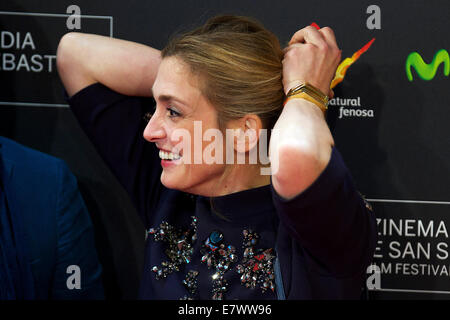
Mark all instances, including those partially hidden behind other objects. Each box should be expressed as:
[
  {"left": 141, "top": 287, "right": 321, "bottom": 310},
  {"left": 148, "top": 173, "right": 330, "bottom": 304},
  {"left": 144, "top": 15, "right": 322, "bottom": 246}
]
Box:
[{"left": 0, "top": 136, "right": 104, "bottom": 299}]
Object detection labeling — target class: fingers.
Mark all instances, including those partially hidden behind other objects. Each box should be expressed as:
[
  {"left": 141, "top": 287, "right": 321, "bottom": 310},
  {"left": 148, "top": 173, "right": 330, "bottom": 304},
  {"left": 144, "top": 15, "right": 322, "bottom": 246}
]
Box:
[
  {"left": 289, "top": 26, "right": 325, "bottom": 47},
  {"left": 289, "top": 26, "right": 339, "bottom": 51},
  {"left": 283, "top": 25, "right": 341, "bottom": 96},
  {"left": 286, "top": 25, "right": 341, "bottom": 76},
  {"left": 317, "top": 27, "right": 338, "bottom": 49},
  {"left": 283, "top": 42, "right": 310, "bottom": 55},
  {"left": 318, "top": 27, "right": 342, "bottom": 68}
]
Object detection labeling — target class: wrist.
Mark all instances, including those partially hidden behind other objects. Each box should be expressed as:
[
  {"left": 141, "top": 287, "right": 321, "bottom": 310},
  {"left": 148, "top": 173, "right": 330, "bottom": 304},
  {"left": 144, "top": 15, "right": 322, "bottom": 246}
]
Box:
[
  {"left": 284, "top": 80, "right": 304, "bottom": 95},
  {"left": 284, "top": 82, "right": 329, "bottom": 114}
]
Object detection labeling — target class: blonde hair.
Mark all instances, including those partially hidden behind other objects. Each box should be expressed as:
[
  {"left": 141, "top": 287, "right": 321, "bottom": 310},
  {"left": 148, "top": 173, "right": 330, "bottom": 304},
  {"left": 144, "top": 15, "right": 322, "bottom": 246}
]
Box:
[{"left": 161, "top": 15, "right": 284, "bottom": 130}]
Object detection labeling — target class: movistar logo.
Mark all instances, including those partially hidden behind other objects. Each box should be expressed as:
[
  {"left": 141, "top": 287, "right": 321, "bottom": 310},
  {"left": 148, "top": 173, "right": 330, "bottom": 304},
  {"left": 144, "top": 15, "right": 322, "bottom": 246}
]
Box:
[{"left": 406, "top": 49, "right": 449, "bottom": 81}]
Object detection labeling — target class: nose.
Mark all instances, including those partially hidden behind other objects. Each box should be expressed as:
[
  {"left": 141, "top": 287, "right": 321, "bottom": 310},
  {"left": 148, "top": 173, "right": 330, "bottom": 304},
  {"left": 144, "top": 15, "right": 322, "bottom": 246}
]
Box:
[{"left": 143, "top": 110, "right": 166, "bottom": 143}]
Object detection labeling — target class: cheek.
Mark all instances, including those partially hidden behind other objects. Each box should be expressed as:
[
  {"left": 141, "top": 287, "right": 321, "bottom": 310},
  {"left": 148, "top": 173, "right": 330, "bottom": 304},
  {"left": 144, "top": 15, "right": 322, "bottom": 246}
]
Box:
[
  {"left": 168, "top": 126, "right": 194, "bottom": 159},
  {"left": 180, "top": 163, "right": 225, "bottom": 190}
]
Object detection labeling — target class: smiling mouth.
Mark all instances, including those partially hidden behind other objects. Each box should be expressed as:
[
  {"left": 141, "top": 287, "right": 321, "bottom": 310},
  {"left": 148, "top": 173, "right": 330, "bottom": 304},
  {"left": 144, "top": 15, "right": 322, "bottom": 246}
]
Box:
[{"left": 159, "top": 150, "right": 181, "bottom": 161}]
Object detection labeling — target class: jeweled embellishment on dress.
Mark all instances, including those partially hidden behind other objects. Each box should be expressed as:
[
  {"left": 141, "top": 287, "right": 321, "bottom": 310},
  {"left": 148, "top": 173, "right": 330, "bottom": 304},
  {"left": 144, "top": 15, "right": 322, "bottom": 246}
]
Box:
[
  {"left": 358, "top": 192, "right": 373, "bottom": 212},
  {"left": 181, "top": 270, "right": 199, "bottom": 300},
  {"left": 200, "top": 230, "right": 237, "bottom": 300},
  {"left": 147, "top": 217, "right": 277, "bottom": 299},
  {"left": 147, "top": 216, "right": 198, "bottom": 280},
  {"left": 236, "top": 229, "right": 276, "bottom": 293}
]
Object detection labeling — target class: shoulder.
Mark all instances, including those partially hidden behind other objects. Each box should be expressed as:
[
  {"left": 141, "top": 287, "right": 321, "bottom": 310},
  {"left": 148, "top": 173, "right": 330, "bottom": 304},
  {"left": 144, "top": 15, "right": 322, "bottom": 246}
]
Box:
[
  {"left": 0, "top": 137, "right": 72, "bottom": 190},
  {"left": 1, "top": 137, "right": 64, "bottom": 167}
]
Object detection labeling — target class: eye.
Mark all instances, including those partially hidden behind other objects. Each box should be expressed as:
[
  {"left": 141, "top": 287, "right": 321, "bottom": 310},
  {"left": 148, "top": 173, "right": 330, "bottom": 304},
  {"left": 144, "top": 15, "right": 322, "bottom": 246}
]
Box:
[{"left": 167, "top": 107, "right": 181, "bottom": 118}]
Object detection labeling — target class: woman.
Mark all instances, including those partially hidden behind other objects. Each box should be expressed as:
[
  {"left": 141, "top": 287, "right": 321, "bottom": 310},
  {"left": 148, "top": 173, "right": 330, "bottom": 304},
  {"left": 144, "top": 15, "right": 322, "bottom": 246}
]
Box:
[{"left": 57, "top": 15, "right": 376, "bottom": 299}]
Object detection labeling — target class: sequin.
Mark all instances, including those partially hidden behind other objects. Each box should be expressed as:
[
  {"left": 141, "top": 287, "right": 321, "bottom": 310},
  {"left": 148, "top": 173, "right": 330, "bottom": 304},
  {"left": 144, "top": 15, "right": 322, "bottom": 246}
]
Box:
[
  {"left": 182, "top": 270, "right": 199, "bottom": 295},
  {"left": 236, "top": 229, "right": 276, "bottom": 293},
  {"left": 210, "top": 231, "right": 224, "bottom": 244},
  {"left": 148, "top": 216, "right": 198, "bottom": 280},
  {"left": 200, "top": 231, "right": 237, "bottom": 300}
]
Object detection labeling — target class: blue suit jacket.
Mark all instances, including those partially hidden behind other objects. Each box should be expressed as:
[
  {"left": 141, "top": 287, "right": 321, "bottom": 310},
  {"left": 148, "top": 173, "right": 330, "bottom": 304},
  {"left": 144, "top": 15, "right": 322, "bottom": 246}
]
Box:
[{"left": 0, "top": 137, "right": 104, "bottom": 299}]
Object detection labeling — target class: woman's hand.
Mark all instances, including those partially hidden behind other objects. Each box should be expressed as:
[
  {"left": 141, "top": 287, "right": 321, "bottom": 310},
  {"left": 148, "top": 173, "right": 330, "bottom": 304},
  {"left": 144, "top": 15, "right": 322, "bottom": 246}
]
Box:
[{"left": 282, "top": 26, "right": 341, "bottom": 97}]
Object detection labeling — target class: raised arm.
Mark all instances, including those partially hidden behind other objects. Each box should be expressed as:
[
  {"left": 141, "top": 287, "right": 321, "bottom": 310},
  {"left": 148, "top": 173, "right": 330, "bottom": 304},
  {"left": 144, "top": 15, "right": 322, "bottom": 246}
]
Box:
[
  {"left": 270, "top": 26, "right": 341, "bottom": 199},
  {"left": 56, "top": 32, "right": 161, "bottom": 97}
]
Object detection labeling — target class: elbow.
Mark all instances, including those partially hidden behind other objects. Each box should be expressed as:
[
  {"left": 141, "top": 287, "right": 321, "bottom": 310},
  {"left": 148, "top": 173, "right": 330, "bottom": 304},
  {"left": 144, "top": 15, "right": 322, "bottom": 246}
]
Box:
[
  {"left": 272, "top": 143, "right": 328, "bottom": 199},
  {"left": 56, "top": 32, "right": 80, "bottom": 74},
  {"left": 56, "top": 32, "right": 94, "bottom": 97}
]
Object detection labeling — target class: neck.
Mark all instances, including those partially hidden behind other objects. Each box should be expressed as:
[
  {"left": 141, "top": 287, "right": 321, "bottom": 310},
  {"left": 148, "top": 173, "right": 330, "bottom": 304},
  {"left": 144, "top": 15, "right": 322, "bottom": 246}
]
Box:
[{"left": 190, "top": 164, "right": 270, "bottom": 197}]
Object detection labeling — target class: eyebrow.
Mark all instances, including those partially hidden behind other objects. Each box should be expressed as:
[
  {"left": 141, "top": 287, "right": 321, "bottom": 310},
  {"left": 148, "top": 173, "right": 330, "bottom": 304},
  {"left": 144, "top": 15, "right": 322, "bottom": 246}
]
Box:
[
  {"left": 151, "top": 88, "right": 191, "bottom": 110},
  {"left": 158, "top": 94, "right": 185, "bottom": 104}
]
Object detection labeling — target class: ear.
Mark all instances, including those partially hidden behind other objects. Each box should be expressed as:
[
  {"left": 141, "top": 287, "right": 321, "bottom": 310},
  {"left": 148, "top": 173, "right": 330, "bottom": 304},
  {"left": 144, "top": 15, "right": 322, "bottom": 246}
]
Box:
[{"left": 227, "top": 114, "right": 263, "bottom": 153}]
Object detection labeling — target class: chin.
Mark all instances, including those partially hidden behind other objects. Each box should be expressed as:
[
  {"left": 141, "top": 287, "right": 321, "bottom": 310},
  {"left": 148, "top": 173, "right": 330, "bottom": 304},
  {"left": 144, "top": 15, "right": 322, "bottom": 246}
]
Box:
[
  {"left": 160, "top": 171, "right": 189, "bottom": 192},
  {"left": 160, "top": 173, "right": 178, "bottom": 190}
]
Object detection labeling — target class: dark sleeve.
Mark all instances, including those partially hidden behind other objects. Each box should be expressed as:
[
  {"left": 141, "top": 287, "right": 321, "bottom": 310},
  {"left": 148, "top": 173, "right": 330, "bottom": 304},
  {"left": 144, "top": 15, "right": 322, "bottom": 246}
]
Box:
[
  {"left": 66, "top": 83, "right": 162, "bottom": 227},
  {"left": 271, "top": 147, "right": 377, "bottom": 277},
  {"left": 52, "top": 160, "right": 104, "bottom": 299}
]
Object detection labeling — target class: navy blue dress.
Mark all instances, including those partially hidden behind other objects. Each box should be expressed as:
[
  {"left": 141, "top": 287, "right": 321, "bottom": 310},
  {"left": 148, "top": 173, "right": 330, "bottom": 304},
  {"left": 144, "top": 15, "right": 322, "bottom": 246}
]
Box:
[{"left": 67, "top": 83, "right": 376, "bottom": 300}]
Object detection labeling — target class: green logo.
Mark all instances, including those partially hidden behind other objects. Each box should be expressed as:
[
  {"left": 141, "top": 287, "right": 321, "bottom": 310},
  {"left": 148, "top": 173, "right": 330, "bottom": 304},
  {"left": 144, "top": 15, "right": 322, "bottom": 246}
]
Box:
[{"left": 405, "top": 49, "right": 449, "bottom": 81}]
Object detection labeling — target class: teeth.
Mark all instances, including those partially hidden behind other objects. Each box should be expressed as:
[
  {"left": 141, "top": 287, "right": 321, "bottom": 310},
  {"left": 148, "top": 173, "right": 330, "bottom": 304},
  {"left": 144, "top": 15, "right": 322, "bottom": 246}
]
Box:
[{"left": 159, "top": 150, "right": 181, "bottom": 160}]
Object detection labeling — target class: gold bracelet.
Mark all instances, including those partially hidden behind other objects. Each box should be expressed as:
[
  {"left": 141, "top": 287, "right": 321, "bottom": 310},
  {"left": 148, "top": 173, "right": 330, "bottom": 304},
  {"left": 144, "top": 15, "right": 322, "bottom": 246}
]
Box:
[
  {"left": 284, "top": 82, "right": 329, "bottom": 114},
  {"left": 284, "top": 92, "right": 328, "bottom": 114},
  {"left": 286, "top": 82, "right": 329, "bottom": 105}
]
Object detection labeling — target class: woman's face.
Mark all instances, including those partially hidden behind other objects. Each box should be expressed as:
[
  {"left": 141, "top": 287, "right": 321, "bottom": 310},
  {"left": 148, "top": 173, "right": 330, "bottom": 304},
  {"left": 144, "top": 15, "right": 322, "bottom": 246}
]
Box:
[{"left": 143, "top": 56, "right": 227, "bottom": 194}]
